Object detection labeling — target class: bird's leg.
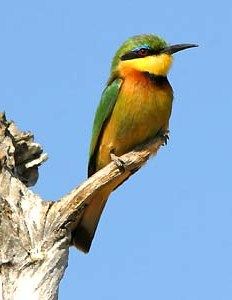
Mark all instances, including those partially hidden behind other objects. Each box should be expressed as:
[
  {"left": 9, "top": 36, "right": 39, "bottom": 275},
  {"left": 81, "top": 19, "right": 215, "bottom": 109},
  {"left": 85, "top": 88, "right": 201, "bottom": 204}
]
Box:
[{"left": 110, "top": 149, "right": 126, "bottom": 172}]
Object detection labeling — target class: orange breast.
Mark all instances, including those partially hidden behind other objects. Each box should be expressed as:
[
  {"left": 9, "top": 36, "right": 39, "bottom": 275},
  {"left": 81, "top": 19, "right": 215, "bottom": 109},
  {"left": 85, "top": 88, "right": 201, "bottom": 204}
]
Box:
[{"left": 96, "top": 71, "right": 173, "bottom": 171}]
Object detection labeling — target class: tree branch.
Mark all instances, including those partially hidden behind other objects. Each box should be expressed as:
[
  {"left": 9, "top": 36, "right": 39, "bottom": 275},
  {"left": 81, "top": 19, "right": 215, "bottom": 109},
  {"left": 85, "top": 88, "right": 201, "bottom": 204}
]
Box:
[{"left": 0, "top": 112, "right": 166, "bottom": 299}]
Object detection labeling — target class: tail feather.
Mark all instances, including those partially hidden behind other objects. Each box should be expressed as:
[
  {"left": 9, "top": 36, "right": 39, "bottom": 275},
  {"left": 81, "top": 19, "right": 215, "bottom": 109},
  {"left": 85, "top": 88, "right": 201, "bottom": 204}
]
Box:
[
  {"left": 73, "top": 191, "right": 109, "bottom": 253},
  {"left": 73, "top": 173, "right": 130, "bottom": 253}
]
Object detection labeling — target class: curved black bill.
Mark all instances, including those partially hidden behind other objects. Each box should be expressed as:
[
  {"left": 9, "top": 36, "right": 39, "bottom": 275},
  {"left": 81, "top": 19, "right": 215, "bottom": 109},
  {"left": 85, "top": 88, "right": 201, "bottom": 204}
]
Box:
[{"left": 161, "top": 43, "right": 198, "bottom": 54}]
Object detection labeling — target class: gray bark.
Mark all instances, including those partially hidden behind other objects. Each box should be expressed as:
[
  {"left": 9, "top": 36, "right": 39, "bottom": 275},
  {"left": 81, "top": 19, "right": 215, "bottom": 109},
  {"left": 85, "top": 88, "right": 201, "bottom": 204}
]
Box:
[{"left": 0, "top": 112, "right": 166, "bottom": 299}]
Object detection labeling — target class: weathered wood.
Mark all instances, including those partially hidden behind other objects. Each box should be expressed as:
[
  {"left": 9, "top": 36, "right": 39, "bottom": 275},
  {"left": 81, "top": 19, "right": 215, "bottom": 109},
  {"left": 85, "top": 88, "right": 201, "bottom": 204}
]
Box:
[{"left": 0, "top": 112, "right": 166, "bottom": 299}]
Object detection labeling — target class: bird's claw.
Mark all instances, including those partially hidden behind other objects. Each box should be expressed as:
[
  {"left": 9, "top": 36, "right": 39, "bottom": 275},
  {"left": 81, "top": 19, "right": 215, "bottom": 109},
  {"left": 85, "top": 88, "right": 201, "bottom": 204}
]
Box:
[
  {"left": 110, "top": 153, "right": 125, "bottom": 172},
  {"left": 160, "top": 131, "right": 169, "bottom": 146}
]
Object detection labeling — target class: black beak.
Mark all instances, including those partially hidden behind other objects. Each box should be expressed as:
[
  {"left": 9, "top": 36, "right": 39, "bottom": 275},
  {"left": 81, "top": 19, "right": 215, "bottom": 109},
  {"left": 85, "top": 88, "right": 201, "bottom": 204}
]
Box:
[{"left": 161, "top": 43, "right": 198, "bottom": 54}]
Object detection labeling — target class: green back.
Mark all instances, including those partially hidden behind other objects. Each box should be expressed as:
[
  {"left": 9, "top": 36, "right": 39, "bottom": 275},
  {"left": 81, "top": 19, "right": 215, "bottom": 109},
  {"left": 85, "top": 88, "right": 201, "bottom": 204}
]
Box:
[{"left": 88, "top": 78, "right": 122, "bottom": 176}]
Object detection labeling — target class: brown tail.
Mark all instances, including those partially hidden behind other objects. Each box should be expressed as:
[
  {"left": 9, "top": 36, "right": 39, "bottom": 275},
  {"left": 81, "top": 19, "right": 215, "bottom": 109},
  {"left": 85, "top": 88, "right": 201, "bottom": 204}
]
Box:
[
  {"left": 73, "top": 190, "right": 109, "bottom": 253},
  {"left": 73, "top": 172, "right": 131, "bottom": 253}
]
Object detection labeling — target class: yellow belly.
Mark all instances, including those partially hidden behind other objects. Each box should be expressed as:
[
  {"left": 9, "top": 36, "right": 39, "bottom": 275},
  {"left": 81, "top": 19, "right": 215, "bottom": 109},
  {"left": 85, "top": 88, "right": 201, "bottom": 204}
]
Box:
[{"left": 96, "top": 73, "right": 173, "bottom": 170}]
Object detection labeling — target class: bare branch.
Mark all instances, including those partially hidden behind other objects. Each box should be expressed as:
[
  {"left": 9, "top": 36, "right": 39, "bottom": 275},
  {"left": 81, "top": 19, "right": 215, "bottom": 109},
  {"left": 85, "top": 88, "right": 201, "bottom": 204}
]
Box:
[{"left": 50, "top": 134, "right": 166, "bottom": 234}]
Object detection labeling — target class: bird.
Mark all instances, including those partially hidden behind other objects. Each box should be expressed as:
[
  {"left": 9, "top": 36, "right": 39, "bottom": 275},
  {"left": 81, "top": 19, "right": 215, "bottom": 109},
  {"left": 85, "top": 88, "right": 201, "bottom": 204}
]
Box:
[{"left": 73, "top": 34, "right": 197, "bottom": 253}]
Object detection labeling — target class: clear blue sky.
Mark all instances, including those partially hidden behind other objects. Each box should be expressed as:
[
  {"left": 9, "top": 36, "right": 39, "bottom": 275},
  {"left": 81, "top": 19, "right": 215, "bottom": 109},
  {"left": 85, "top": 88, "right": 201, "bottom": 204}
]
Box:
[{"left": 1, "top": 1, "right": 231, "bottom": 299}]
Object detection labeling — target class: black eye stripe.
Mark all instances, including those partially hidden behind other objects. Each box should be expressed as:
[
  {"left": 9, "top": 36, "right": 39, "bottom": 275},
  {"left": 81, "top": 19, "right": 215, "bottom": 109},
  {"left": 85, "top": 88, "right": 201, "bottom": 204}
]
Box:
[
  {"left": 121, "top": 51, "right": 141, "bottom": 60},
  {"left": 121, "top": 48, "right": 161, "bottom": 61}
]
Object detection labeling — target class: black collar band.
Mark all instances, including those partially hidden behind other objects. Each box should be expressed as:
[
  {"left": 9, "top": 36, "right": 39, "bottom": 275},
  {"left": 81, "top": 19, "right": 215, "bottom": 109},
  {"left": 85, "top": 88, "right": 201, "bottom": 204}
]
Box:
[{"left": 143, "top": 72, "right": 167, "bottom": 84}]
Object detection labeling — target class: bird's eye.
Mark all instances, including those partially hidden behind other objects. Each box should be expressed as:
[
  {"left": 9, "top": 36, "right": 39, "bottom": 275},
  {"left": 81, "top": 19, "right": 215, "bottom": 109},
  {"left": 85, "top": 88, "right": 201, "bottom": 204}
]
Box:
[{"left": 137, "top": 48, "right": 149, "bottom": 57}]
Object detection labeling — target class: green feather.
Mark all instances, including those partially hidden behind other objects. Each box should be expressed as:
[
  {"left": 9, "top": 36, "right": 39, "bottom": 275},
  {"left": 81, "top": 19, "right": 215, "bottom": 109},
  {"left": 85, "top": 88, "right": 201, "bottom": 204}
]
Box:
[{"left": 88, "top": 78, "right": 123, "bottom": 176}]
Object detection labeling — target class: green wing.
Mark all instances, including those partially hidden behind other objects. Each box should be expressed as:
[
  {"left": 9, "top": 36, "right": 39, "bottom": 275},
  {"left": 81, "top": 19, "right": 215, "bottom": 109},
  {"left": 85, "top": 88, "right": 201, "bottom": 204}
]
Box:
[{"left": 88, "top": 78, "right": 123, "bottom": 177}]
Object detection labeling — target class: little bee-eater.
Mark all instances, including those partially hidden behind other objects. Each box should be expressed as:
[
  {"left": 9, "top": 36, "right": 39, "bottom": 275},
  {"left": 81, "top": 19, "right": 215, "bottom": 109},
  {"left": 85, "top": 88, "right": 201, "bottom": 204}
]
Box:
[{"left": 74, "top": 34, "right": 197, "bottom": 253}]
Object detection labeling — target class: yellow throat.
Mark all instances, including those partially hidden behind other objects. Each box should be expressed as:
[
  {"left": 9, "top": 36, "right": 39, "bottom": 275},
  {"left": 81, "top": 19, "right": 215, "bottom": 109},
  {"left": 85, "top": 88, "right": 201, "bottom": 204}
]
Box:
[{"left": 117, "top": 53, "right": 173, "bottom": 77}]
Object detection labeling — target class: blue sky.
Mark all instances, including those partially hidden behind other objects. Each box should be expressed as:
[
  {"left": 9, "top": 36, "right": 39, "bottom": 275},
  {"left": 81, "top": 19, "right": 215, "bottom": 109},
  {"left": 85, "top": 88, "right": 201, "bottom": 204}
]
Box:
[{"left": 1, "top": 0, "right": 231, "bottom": 299}]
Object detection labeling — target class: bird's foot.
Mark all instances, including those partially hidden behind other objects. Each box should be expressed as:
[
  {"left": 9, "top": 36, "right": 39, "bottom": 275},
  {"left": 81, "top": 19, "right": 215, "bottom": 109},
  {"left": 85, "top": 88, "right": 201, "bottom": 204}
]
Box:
[
  {"left": 110, "top": 153, "right": 126, "bottom": 172},
  {"left": 159, "top": 130, "right": 169, "bottom": 146}
]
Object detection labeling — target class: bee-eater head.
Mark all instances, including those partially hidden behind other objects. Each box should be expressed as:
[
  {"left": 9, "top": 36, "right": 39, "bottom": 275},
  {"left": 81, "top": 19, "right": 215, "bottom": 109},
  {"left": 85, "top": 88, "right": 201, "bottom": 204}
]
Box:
[{"left": 111, "top": 34, "right": 197, "bottom": 77}]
